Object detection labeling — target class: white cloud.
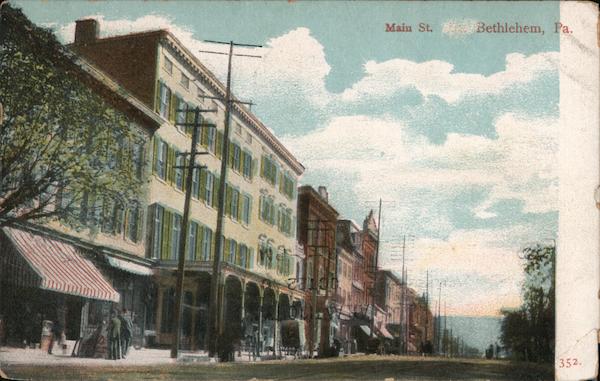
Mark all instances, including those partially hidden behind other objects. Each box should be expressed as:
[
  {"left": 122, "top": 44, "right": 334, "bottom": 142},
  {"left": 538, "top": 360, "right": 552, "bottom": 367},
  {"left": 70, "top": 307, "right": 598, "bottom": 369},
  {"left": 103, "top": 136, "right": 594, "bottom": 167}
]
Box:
[{"left": 339, "top": 52, "right": 559, "bottom": 104}]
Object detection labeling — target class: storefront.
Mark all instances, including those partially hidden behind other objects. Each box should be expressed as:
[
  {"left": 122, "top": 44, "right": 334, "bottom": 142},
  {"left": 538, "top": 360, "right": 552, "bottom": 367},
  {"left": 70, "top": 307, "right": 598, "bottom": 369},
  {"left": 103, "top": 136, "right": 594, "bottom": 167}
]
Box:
[{"left": 0, "top": 227, "right": 120, "bottom": 348}]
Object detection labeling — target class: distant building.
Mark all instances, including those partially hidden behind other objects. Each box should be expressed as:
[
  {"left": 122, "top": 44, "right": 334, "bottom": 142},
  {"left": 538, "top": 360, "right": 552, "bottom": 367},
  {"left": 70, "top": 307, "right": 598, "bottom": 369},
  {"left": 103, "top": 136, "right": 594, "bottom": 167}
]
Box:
[{"left": 296, "top": 185, "right": 338, "bottom": 357}]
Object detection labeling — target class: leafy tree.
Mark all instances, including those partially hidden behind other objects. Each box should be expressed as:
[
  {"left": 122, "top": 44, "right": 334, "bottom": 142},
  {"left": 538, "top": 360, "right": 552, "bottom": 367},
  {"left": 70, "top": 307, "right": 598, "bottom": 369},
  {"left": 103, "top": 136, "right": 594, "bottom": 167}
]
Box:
[
  {"left": 501, "top": 244, "right": 555, "bottom": 362},
  {"left": 0, "top": 5, "right": 145, "bottom": 229}
]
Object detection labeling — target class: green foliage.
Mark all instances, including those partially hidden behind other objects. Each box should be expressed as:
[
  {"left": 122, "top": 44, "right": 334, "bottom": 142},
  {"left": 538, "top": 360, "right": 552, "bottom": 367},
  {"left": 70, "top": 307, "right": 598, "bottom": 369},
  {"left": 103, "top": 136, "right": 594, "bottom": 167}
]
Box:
[
  {"left": 501, "top": 244, "right": 555, "bottom": 362},
  {"left": 0, "top": 5, "right": 145, "bottom": 229}
]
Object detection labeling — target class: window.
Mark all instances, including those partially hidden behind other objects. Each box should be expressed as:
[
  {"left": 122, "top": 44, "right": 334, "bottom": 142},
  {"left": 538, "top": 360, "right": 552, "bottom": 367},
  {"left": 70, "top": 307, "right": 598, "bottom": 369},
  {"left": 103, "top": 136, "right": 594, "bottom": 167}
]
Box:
[
  {"left": 175, "top": 153, "right": 184, "bottom": 190},
  {"left": 230, "top": 189, "right": 239, "bottom": 220},
  {"left": 261, "top": 156, "right": 278, "bottom": 185},
  {"left": 175, "top": 96, "right": 186, "bottom": 130},
  {"left": 242, "top": 195, "right": 251, "bottom": 225},
  {"left": 239, "top": 245, "right": 247, "bottom": 268},
  {"left": 126, "top": 203, "right": 142, "bottom": 242},
  {"left": 242, "top": 151, "right": 252, "bottom": 178},
  {"left": 228, "top": 240, "right": 237, "bottom": 264},
  {"left": 180, "top": 73, "right": 189, "bottom": 90},
  {"left": 159, "top": 83, "right": 171, "bottom": 119},
  {"left": 152, "top": 205, "right": 164, "bottom": 259},
  {"left": 202, "top": 227, "right": 212, "bottom": 260},
  {"left": 132, "top": 142, "right": 144, "bottom": 180},
  {"left": 155, "top": 139, "right": 168, "bottom": 180},
  {"left": 172, "top": 214, "right": 181, "bottom": 260},
  {"left": 281, "top": 174, "right": 295, "bottom": 199},
  {"left": 245, "top": 132, "right": 252, "bottom": 145},
  {"left": 234, "top": 123, "right": 242, "bottom": 135},
  {"left": 205, "top": 172, "right": 214, "bottom": 205},
  {"left": 207, "top": 127, "right": 216, "bottom": 153},
  {"left": 260, "top": 195, "right": 275, "bottom": 225},
  {"left": 232, "top": 145, "right": 241, "bottom": 172},
  {"left": 163, "top": 56, "right": 173, "bottom": 74},
  {"left": 192, "top": 168, "right": 200, "bottom": 199},
  {"left": 188, "top": 222, "right": 198, "bottom": 260}
]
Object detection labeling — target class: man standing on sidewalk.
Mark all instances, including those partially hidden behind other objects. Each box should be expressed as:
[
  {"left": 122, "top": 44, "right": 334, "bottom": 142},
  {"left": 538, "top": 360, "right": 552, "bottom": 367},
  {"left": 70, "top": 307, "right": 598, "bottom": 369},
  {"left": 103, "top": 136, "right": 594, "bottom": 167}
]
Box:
[
  {"left": 119, "top": 308, "right": 133, "bottom": 358},
  {"left": 107, "top": 310, "right": 121, "bottom": 360}
]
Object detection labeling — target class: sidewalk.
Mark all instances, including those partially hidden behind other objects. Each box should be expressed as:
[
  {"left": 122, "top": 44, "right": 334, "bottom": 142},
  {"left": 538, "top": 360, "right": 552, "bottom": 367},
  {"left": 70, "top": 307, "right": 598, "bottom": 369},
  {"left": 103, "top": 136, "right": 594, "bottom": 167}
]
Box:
[{"left": 0, "top": 343, "right": 297, "bottom": 367}]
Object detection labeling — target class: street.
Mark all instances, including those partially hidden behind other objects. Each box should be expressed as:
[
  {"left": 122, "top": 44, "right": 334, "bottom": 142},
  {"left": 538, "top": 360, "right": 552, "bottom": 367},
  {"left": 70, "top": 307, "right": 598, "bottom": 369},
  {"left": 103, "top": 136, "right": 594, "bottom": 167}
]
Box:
[{"left": 2, "top": 355, "right": 552, "bottom": 381}]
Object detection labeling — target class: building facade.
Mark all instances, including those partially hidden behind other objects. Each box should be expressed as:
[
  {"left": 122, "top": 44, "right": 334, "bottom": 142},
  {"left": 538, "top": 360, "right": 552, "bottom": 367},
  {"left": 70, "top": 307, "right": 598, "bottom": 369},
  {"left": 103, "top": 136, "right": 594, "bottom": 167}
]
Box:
[
  {"left": 296, "top": 186, "right": 338, "bottom": 357},
  {"left": 0, "top": 7, "right": 162, "bottom": 350},
  {"left": 70, "top": 19, "right": 305, "bottom": 352}
]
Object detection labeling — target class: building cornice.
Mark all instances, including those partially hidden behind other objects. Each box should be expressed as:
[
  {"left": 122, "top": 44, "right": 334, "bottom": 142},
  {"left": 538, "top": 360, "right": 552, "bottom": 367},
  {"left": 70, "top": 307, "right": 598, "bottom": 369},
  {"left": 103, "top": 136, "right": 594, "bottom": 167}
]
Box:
[{"left": 160, "top": 33, "right": 305, "bottom": 176}]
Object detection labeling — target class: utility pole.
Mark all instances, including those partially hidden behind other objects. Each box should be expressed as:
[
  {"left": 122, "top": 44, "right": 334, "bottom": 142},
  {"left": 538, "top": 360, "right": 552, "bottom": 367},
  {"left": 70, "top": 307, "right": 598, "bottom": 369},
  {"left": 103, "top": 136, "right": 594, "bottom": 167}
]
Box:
[
  {"left": 200, "top": 40, "right": 261, "bottom": 359},
  {"left": 437, "top": 281, "right": 442, "bottom": 354},
  {"left": 443, "top": 302, "right": 447, "bottom": 356},
  {"left": 170, "top": 107, "right": 216, "bottom": 359},
  {"left": 424, "top": 270, "right": 429, "bottom": 352},
  {"left": 369, "top": 199, "right": 382, "bottom": 339}
]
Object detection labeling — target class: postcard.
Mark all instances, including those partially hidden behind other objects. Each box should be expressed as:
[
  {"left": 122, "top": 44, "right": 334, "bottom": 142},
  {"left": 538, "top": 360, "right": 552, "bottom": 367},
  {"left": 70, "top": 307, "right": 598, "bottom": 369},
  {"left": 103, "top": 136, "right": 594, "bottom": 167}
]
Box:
[{"left": 0, "top": 1, "right": 598, "bottom": 380}]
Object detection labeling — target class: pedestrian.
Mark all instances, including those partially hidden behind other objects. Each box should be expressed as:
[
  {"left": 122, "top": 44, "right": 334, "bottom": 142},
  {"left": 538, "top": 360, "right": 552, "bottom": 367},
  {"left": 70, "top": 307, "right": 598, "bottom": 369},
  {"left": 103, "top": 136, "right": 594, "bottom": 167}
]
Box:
[
  {"left": 47, "top": 319, "right": 63, "bottom": 355},
  {"left": 107, "top": 310, "right": 121, "bottom": 360},
  {"left": 119, "top": 308, "right": 133, "bottom": 358}
]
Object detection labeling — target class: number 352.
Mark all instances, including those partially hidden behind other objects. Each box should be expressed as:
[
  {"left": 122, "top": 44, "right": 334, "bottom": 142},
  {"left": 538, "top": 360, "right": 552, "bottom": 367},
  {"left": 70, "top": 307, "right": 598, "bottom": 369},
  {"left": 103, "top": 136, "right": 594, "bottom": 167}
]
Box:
[{"left": 558, "top": 358, "right": 580, "bottom": 368}]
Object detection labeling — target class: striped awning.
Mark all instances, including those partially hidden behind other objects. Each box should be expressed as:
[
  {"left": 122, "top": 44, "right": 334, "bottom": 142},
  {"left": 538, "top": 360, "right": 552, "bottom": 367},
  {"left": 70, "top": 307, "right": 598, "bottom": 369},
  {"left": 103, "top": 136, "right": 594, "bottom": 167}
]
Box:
[{"left": 3, "top": 227, "right": 120, "bottom": 303}]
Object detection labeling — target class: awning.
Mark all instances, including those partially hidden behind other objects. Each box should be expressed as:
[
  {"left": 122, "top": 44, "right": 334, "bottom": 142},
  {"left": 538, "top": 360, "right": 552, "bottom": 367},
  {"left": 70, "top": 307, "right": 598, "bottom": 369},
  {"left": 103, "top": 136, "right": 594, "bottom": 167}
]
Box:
[
  {"left": 377, "top": 325, "right": 394, "bottom": 340},
  {"left": 105, "top": 255, "right": 153, "bottom": 276},
  {"left": 3, "top": 227, "right": 120, "bottom": 303},
  {"left": 359, "top": 325, "right": 371, "bottom": 336}
]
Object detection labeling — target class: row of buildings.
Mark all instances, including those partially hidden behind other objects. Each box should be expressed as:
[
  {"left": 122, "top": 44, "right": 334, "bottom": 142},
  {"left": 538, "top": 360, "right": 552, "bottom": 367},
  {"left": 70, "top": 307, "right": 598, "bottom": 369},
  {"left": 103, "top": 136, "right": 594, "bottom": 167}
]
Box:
[{"left": 0, "top": 11, "right": 432, "bottom": 358}]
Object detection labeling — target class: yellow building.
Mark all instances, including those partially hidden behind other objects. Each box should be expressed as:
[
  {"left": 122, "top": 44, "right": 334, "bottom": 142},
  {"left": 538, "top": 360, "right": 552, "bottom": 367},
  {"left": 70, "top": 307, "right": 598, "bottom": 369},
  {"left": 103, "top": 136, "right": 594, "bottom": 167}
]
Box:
[{"left": 71, "top": 19, "right": 305, "bottom": 351}]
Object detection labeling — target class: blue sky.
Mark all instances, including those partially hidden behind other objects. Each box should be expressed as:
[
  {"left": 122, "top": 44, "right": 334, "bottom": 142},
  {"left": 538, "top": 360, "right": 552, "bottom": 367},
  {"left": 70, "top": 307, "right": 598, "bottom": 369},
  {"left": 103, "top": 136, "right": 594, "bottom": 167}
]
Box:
[{"left": 14, "top": 0, "right": 560, "bottom": 317}]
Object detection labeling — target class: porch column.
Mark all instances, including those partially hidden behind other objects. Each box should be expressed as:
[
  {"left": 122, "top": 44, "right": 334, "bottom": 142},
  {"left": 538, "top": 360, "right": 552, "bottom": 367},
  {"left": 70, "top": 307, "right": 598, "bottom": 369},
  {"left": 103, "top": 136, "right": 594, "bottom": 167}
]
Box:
[
  {"left": 258, "top": 288, "right": 264, "bottom": 355},
  {"left": 274, "top": 291, "right": 280, "bottom": 356},
  {"left": 240, "top": 280, "right": 246, "bottom": 320}
]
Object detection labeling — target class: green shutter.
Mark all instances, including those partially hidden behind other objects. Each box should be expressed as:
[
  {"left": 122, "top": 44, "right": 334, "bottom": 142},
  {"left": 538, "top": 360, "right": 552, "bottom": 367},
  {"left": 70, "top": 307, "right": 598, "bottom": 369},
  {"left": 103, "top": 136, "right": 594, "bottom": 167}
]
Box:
[
  {"left": 136, "top": 207, "right": 144, "bottom": 243},
  {"left": 250, "top": 158, "right": 256, "bottom": 180},
  {"left": 228, "top": 142, "right": 234, "bottom": 168},
  {"left": 161, "top": 209, "right": 172, "bottom": 260},
  {"left": 167, "top": 146, "right": 175, "bottom": 184},
  {"left": 194, "top": 223, "right": 202, "bottom": 261},
  {"left": 258, "top": 196, "right": 263, "bottom": 222},
  {"left": 186, "top": 103, "right": 194, "bottom": 135},
  {"left": 224, "top": 239, "right": 230, "bottom": 263},
  {"left": 152, "top": 137, "right": 159, "bottom": 174},
  {"left": 241, "top": 151, "right": 246, "bottom": 175},
  {"left": 168, "top": 93, "right": 176, "bottom": 124},
  {"left": 210, "top": 230, "right": 216, "bottom": 261},
  {"left": 236, "top": 244, "right": 241, "bottom": 266},
  {"left": 237, "top": 191, "right": 243, "bottom": 222},
  {"left": 212, "top": 176, "right": 220, "bottom": 207},
  {"left": 154, "top": 81, "right": 161, "bottom": 113},
  {"left": 248, "top": 248, "right": 254, "bottom": 269},
  {"left": 201, "top": 123, "right": 209, "bottom": 147},
  {"left": 225, "top": 184, "right": 232, "bottom": 216},
  {"left": 279, "top": 172, "right": 284, "bottom": 193},
  {"left": 260, "top": 156, "right": 265, "bottom": 178},
  {"left": 216, "top": 131, "right": 223, "bottom": 159}
]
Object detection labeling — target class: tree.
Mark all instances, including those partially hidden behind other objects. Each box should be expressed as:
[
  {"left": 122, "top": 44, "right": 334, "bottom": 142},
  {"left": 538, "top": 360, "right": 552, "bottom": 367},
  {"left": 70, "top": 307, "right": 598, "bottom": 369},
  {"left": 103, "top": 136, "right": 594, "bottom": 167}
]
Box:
[
  {"left": 0, "top": 5, "right": 145, "bottom": 229},
  {"left": 501, "top": 244, "right": 555, "bottom": 362}
]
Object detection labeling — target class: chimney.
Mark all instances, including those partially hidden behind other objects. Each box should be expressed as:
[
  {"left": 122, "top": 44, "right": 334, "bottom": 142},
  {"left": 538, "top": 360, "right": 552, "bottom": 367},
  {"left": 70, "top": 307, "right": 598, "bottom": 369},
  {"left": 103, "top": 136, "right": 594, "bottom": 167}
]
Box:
[
  {"left": 74, "top": 19, "right": 99, "bottom": 45},
  {"left": 318, "top": 186, "right": 328, "bottom": 202}
]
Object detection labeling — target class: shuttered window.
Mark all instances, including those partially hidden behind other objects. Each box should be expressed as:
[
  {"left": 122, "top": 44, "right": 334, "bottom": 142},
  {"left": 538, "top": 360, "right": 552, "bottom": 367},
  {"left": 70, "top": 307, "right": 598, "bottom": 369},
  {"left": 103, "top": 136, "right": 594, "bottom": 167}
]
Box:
[{"left": 158, "top": 82, "right": 171, "bottom": 119}]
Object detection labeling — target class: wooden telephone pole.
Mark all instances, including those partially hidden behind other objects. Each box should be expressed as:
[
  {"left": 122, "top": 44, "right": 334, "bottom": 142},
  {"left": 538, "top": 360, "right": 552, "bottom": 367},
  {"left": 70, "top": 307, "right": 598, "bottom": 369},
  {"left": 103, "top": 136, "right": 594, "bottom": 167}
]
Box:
[
  {"left": 201, "top": 40, "right": 261, "bottom": 359},
  {"left": 170, "top": 107, "right": 217, "bottom": 359}
]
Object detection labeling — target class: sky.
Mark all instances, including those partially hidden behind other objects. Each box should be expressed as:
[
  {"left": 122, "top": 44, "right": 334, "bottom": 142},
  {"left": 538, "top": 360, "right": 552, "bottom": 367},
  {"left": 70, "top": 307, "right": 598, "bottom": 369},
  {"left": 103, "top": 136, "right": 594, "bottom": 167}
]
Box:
[{"left": 14, "top": 0, "right": 560, "bottom": 317}]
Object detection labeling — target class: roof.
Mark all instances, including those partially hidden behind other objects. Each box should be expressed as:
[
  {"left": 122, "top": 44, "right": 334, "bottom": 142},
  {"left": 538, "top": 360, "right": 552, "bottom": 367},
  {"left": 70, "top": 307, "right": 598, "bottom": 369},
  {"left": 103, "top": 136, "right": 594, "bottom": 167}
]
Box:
[{"left": 70, "top": 26, "right": 304, "bottom": 175}]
